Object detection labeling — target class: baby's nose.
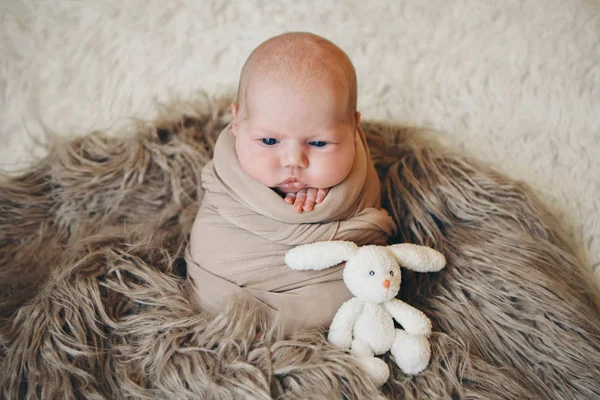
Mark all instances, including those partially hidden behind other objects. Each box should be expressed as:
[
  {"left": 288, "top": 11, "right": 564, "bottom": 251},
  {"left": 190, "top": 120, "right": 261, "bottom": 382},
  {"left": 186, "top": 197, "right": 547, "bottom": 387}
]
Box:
[
  {"left": 283, "top": 147, "right": 308, "bottom": 168},
  {"left": 383, "top": 279, "right": 391, "bottom": 289}
]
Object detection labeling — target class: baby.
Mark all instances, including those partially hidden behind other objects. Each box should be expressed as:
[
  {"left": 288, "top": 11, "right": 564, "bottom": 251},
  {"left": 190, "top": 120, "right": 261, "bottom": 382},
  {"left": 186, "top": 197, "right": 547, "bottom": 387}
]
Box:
[{"left": 186, "top": 32, "right": 396, "bottom": 334}]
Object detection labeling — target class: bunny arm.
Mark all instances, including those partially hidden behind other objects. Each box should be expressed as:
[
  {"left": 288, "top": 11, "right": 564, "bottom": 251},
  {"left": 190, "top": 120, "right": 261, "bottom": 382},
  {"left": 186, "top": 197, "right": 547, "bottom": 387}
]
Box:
[
  {"left": 328, "top": 297, "right": 364, "bottom": 349},
  {"left": 383, "top": 299, "right": 432, "bottom": 337}
]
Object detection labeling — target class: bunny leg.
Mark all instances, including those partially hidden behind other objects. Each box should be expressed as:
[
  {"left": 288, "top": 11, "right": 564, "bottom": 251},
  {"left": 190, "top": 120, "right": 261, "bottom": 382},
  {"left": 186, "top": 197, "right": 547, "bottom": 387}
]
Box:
[
  {"left": 390, "top": 329, "right": 431, "bottom": 375},
  {"left": 351, "top": 338, "right": 390, "bottom": 386}
]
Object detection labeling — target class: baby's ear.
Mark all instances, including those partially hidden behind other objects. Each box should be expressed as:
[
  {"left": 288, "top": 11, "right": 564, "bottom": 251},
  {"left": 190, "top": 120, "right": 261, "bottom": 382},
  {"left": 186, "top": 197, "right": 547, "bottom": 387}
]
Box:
[
  {"left": 354, "top": 111, "right": 361, "bottom": 126},
  {"left": 231, "top": 103, "right": 239, "bottom": 135},
  {"left": 353, "top": 112, "right": 362, "bottom": 143}
]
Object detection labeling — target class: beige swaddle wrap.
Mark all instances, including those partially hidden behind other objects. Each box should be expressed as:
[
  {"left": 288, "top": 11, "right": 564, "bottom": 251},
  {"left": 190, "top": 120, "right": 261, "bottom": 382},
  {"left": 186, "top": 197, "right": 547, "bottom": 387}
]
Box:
[{"left": 186, "top": 123, "right": 396, "bottom": 333}]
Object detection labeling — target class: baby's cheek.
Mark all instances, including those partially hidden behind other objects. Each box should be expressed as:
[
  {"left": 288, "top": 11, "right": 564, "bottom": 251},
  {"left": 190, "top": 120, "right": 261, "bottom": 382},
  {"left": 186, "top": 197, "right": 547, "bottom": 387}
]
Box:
[
  {"left": 312, "top": 154, "right": 353, "bottom": 188},
  {"left": 238, "top": 150, "right": 277, "bottom": 187}
]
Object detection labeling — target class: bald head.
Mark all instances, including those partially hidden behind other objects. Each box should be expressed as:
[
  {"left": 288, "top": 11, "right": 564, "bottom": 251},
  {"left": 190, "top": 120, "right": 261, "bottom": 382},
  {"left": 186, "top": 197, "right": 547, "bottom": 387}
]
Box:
[{"left": 236, "top": 32, "right": 357, "bottom": 120}]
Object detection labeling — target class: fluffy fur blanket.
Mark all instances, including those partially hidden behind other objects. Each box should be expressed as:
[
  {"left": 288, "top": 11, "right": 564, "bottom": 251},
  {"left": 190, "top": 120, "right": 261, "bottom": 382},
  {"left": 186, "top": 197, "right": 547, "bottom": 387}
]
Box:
[{"left": 1, "top": 99, "right": 599, "bottom": 399}]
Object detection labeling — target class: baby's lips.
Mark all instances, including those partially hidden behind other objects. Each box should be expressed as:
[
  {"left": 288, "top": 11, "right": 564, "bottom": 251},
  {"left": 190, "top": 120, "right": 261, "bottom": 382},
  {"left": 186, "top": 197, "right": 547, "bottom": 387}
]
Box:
[{"left": 278, "top": 181, "right": 307, "bottom": 191}]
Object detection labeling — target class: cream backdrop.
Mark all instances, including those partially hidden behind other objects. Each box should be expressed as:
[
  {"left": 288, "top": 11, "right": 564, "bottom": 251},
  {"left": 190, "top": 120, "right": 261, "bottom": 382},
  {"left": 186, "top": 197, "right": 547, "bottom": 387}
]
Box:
[{"left": 1, "top": 0, "right": 598, "bottom": 280}]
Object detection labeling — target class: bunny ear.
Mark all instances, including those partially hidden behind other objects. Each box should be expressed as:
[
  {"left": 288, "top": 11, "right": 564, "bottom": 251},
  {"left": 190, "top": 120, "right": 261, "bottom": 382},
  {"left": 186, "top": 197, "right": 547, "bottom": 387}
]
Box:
[
  {"left": 285, "top": 241, "right": 359, "bottom": 271},
  {"left": 387, "top": 243, "right": 446, "bottom": 272}
]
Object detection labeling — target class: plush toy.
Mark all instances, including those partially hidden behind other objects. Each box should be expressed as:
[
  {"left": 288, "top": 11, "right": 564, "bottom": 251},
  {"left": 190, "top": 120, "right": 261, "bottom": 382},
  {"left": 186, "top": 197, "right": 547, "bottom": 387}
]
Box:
[{"left": 285, "top": 241, "right": 446, "bottom": 386}]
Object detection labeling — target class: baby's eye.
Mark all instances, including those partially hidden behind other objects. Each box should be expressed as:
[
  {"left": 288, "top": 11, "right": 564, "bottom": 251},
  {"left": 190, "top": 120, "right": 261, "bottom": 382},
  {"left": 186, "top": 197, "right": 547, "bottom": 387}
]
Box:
[
  {"left": 369, "top": 271, "right": 375, "bottom": 276},
  {"left": 309, "top": 141, "right": 327, "bottom": 148},
  {"left": 261, "top": 138, "right": 278, "bottom": 146},
  {"left": 390, "top": 271, "right": 394, "bottom": 276}
]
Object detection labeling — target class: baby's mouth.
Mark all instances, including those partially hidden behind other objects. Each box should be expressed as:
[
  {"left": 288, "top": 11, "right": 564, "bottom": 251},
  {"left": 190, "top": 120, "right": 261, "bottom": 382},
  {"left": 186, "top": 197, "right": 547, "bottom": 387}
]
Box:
[
  {"left": 281, "top": 177, "right": 300, "bottom": 184},
  {"left": 277, "top": 178, "right": 307, "bottom": 192}
]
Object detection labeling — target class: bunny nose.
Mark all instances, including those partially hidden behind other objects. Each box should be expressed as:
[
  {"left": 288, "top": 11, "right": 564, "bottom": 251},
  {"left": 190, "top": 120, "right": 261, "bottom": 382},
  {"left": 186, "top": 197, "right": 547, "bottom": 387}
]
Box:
[{"left": 383, "top": 279, "right": 391, "bottom": 289}]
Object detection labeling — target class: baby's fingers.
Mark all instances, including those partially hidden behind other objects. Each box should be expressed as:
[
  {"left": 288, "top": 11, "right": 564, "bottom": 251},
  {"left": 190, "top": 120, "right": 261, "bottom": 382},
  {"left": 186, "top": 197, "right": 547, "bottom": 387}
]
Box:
[
  {"left": 293, "top": 191, "right": 307, "bottom": 213},
  {"left": 303, "top": 188, "right": 318, "bottom": 212},
  {"left": 315, "top": 188, "right": 329, "bottom": 204},
  {"left": 284, "top": 193, "right": 296, "bottom": 204}
]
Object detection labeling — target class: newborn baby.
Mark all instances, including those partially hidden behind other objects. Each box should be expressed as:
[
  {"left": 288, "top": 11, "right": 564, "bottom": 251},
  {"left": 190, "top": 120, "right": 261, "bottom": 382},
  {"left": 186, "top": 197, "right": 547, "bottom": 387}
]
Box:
[{"left": 186, "top": 32, "right": 397, "bottom": 334}]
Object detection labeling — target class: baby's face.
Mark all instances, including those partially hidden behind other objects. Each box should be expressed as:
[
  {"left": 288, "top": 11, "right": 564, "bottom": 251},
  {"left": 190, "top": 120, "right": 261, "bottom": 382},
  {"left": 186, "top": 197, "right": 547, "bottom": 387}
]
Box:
[{"left": 232, "top": 78, "right": 358, "bottom": 194}]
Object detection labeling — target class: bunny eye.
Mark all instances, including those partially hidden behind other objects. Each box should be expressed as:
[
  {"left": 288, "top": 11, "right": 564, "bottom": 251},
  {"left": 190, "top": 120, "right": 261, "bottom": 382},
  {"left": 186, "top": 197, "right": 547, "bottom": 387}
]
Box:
[
  {"left": 369, "top": 271, "right": 375, "bottom": 276},
  {"left": 389, "top": 271, "right": 394, "bottom": 276}
]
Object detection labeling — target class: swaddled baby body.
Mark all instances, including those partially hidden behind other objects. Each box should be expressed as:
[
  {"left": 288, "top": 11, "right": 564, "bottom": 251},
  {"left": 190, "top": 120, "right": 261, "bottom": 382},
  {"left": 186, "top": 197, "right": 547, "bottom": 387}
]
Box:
[{"left": 186, "top": 32, "right": 397, "bottom": 334}]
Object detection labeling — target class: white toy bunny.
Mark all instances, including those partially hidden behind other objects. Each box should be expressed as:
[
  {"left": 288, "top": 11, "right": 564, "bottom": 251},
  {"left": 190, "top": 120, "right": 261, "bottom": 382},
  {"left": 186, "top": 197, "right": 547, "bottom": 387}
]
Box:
[{"left": 285, "top": 240, "right": 446, "bottom": 386}]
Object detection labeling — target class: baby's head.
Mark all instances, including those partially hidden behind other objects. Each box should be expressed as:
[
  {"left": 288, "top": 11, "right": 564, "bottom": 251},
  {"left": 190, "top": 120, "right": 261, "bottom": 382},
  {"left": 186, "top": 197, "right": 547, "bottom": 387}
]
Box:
[{"left": 231, "top": 32, "right": 360, "bottom": 194}]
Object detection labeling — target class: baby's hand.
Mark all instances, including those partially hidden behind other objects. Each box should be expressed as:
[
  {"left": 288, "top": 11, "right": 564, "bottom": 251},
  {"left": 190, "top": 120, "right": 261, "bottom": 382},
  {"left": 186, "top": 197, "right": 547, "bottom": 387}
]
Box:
[{"left": 284, "top": 188, "right": 329, "bottom": 212}]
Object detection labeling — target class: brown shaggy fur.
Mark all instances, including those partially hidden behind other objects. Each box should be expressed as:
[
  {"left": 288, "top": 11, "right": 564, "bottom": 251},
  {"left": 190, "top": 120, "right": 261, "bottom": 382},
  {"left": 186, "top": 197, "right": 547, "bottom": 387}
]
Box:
[{"left": 1, "top": 95, "right": 599, "bottom": 399}]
